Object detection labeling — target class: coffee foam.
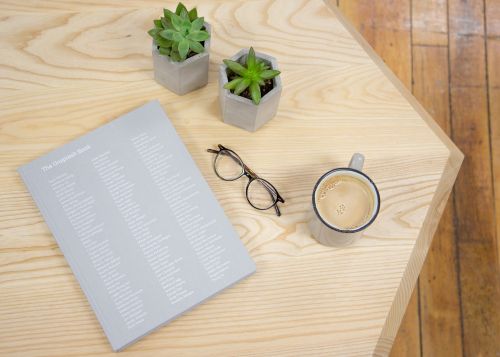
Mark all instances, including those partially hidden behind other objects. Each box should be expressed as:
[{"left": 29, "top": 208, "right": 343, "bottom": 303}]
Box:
[{"left": 316, "top": 174, "right": 374, "bottom": 230}]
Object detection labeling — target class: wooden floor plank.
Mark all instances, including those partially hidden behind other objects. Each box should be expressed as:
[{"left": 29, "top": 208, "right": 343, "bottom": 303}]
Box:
[
  {"left": 411, "top": 1, "right": 464, "bottom": 355},
  {"left": 485, "top": 0, "right": 500, "bottom": 270},
  {"left": 388, "top": 289, "right": 421, "bottom": 357},
  {"left": 412, "top": 43, "right": 464, "bottom": 357},
  {"left": 336, "top": 1, "right": 419, "bottom": 355},
  {"left": 448, "top": 0, "right": 500, "bottom": 354},
  {"left": 485, "top": 0, "right": 500, "bottom": 349},
  {"left": 412, "top": 0, "right": 448, "bottom": 46}
]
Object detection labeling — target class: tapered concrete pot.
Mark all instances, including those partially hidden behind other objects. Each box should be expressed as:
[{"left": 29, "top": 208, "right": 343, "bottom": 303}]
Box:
[
  {"left": 219, "top": 49, "right": 282, "bottom": 132},
  {"left": 152, "top": 22, "right": 211, "bottom": 95}
]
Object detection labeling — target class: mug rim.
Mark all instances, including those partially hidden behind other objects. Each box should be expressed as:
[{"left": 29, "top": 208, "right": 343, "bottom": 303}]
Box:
[{"left": 312, "top": 167, "right": 381, "bottom": 234}]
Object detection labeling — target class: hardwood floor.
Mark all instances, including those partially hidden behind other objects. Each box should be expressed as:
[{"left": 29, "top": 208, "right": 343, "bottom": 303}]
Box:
[{"left": 337, "top": 0, "right": 500, "bottom": 355}]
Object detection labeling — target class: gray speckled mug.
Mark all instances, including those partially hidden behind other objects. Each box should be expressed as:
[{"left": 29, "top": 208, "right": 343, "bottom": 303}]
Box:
[{"left": 309, "top": 153, "right": 380, "bottom": 247}]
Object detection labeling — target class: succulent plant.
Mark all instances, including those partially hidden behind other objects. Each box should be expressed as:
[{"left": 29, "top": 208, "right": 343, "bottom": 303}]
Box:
[
  {"left": 148, "top": 2, "right": 210, "bottom": 62},
  {"left": 223, "top": 47, "right": 281, "bottom": 105}
]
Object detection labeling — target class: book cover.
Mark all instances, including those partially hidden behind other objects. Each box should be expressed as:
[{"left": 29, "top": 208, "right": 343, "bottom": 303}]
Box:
[{"left": 18, "top": 100, "right": 256, "bottom": 351}]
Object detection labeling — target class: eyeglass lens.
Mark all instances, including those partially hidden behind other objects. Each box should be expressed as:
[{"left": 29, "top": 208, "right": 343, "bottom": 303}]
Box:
[
  {"left": 214, "top": 150, "right": 244, "bottom": 180},
  {"left": 247, "top": 178, "right": 278, "bottom": 209}
]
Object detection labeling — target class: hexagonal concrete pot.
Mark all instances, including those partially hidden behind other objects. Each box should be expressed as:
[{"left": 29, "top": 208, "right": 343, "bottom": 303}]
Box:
[
  {"left": 219, "top": 49, "right": 282, "bottom": 132},
  {"left": 152, "top": 22, "right": 211, "bottom": 96}
]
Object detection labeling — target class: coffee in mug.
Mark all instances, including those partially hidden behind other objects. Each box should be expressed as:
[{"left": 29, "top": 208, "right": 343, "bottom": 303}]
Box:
[
  {"left": 316, "top": 174, "right": 375, "bottom": 230},
  {"left": 310, "top": 153, "right": 380, "bottom": 247}
]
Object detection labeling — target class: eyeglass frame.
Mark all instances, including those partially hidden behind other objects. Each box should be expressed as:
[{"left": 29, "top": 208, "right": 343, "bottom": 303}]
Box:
[{"left": 207, "top": 144, "right": 285, "bottom": 216}]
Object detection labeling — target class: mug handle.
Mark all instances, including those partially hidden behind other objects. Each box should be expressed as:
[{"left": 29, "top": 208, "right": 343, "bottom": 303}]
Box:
[{"left": 349, "top": 153, "right": 365, "bottom": 171}]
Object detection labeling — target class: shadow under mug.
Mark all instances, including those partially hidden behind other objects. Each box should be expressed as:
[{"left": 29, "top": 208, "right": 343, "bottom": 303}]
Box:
[{"left": 309, "top": 153, "right": 381, "bottom": 247}]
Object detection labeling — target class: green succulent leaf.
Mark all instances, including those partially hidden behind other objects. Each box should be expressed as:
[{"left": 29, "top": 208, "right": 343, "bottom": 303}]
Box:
[
  {"left": 148, "top": 28, "right": 160, "bottom": 38},
  {"left": 154, "top": 36, "right": 172, "bottom": 48},
  {"left": 170, "top": 13, "right": 184, "bottom": 31},
  {"left": 175, "top": 3, "right": 188, "bottom": 15},
  {"left": 170, "top": 50, "right": 181, "bottom": 62},
  {"left": 153, "top": 3, "right": 209, "bottom": 63},
  {"left": 158, "top": 47, "right": 171, "bottom": 56},
  {"left": 181, "top": 19, "right": 192, "bottom": 33},
  {"left": 190, "top": 17, "right": 204, "bottom": 31},
  {"left": 172, "top": 32, "right": 184, "bottom": 42},
  {"left": 179, "top": 9, "right": 189, "bottom": 19},
  {"left": 223, "top": 60, "right": 247, "bottom": 76},
  {"left": 260, "top": 69, "right": 280, "bottom": 80},
  {"left": 224, "top": 78, "right": 243, "bottom": 90},
  {"left": 160, "top": 16, "right": 171, "bottom": 29},
  {"left": 154, "top": 19, "right": 163, "bottom": 29},
  {"left": 247, "top": 47, "right": 256, "bottom": 70},
  {"left": 189, "top": 40, "right": 205, "bottom": 53},
  {"left": 160, "top": 29, "right": 175, "bottom": 40},
  {"left": 186, "top": 30, "right": 209, "bottom": 42},
  {"left": 178, "top": 39, "right": 190, "bottom": 60},
  {"left": 163, "top": 8, "right": 175, "bottom": 21},
  {"left": 249, "top": 82, "right": 261, "bottom": 105},
  {"left": 188, "top": 7, "right": 198, "bottom": 21},
  {"left": 165, "top": 29, "right": 184, "bottom": 42},
  {"left": 256, "top": 61, "right": 267, "bottom": 71},
  {"left": 234, "top": 78, "right": 251, "bottom": 95},
  {"left": 221, "top": 47, "right": 280, "bottom": 104}
]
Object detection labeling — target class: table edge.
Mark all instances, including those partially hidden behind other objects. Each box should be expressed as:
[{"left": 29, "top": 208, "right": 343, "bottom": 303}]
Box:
[{"left": 322, "top": 2, "right": 464, "bottom": 356}]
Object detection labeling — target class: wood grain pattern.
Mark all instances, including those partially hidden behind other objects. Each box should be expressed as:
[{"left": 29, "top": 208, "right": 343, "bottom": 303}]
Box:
[
  {"left": 335, "top": 1, "right": 420, "bottom": 355},
  {"left": 413, "top": 44, "right": 463, "bottom": 357},
  {"left": 412, "top": 0, "right": 448, "bottom": 46},
  {"left": 0, "top": 0, "right": 463, "bottom": 356},
  {"left": 411, "top": 1, "right": 464, "bottom": 355},
  {"left": 448, "top": 0, "right": 500, "bottom": 355},
  {"left": 486, "top": 0, "right": 500, "bottom": 270},
  {"left": 0, "top": 0, "right": 202, "bottom": 14},
  {"left": 327, "top": 3, "right": 464, "bottom": 356},
  {"left": 336, "top": 0, "right": 411, "bottom": 87},
  {"left": 387, "top": 290, "right": 420, "bottom": 357}
]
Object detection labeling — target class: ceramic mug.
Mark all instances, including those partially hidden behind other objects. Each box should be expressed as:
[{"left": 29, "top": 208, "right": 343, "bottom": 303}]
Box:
[{"left": 309, "top": 153, "right": 380, "bottom": 247}]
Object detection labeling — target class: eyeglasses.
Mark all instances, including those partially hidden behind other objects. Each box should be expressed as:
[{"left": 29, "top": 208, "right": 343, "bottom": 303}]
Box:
[{"left": 207, "top": 144, "right": 285, "bottom": 216}]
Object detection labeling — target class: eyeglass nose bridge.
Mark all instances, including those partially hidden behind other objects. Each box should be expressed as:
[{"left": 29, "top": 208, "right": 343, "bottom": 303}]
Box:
[{"left": 243, "top": 164, "right": 258, "bottom": 179}]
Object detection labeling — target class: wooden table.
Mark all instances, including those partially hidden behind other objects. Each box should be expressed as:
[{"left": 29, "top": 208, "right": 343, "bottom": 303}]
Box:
[{"left": 0, "top": 0, "right": 463, "bottom": 356}]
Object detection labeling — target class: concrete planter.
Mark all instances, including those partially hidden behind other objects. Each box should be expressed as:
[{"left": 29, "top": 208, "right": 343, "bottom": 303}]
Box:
[
  {"left": 152, "top": 22, "right": 211, "bottom": 95},
  {"left": 219, "top": 49, "right": 282, "bottom": 132}
]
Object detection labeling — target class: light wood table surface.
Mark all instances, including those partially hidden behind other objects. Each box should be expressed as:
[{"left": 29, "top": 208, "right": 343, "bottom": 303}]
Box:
[{"left": 0, "top": 0, "right": 463, "bottom": 356}]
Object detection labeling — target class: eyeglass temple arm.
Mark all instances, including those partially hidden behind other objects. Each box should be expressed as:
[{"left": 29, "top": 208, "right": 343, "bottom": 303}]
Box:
[
  {"left": 260, "top": 180, "right": 284, "bottom": 217},
  {"left": 260, "top": 177, "right": 285, "bottom": 204},
  {"left": 207, "top": 144, "right": 231, "bottom": 154},
  {"left": 273, "top": 204, "right": 282, "bottom": 217}
]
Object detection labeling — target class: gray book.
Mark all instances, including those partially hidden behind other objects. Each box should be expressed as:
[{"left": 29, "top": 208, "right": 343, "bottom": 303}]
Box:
[{"left": 18, "top": 100, "right": 256, "bottom": 351}]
